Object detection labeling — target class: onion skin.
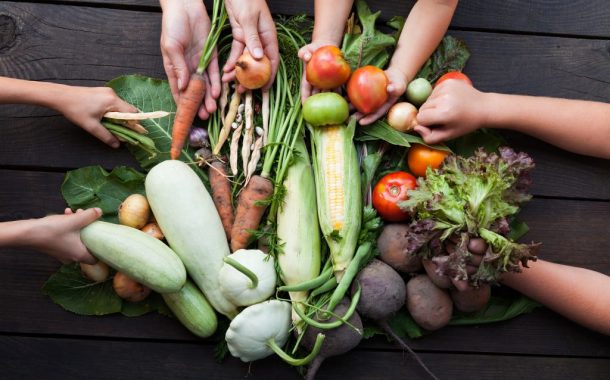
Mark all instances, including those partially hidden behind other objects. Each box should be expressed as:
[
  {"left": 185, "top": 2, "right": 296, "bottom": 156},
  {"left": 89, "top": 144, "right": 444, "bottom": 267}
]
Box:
[
  {"left": 387, "top": 102, "right": 418, "bottom": 132},
  {"left": 118, "top": 194, "right": 150, "bottom": 229},
  {"left": 113, "top": 272, "right": 151, "bottom": 302},
  {"left": 141, "top": 222, "right": 165, "bottom": 240},
  {"left": 80, "top": 261, "right": 110, "bottom": 283},
  {"left": 235, "top": 52, "right": 272, "bottom": 90}
]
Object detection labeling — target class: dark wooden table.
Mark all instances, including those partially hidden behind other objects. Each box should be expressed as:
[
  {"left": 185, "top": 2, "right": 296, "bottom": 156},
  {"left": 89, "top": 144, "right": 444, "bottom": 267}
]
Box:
[{"left": 1, "top": 1, "right": 610, "bottom": 379}]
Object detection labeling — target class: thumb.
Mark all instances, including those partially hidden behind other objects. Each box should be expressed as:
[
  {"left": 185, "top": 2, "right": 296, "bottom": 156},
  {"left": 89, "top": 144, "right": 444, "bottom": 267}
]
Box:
[
  {"left": 298, "top": 45, "right": 313, "bottom": 62},
  {"left": 71, "top": 207, "right": 103, "bottom": 228},
  {"left": 242, "top": 19, "right": 264, "bottom": 59}
]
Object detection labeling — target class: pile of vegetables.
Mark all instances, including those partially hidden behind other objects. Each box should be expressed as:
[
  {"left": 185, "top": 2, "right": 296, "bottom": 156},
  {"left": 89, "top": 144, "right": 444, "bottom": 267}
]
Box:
[{"left": 42, "top": 1, "right": 543, "bottom": 379}]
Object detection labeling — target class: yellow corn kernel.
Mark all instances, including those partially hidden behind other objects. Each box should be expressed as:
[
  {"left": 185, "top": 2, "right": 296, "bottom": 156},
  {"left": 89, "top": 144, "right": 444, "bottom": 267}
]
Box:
[{"left": 321, "top": 126, "right": 345, "bottom": 230}]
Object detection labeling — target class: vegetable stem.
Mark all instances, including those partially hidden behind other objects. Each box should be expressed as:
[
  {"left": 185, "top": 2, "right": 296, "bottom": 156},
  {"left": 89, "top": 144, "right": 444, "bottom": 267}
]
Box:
[
  {"left": 278, "top": 266, "right": 333, "bottom": 292},
  {"left": 294, "top": 285, "right": 361, "bottom": 330},
  {"left": 267, "top": 333, "right": 325, "bottom": 367},
  {"left": 223, "top": 256, "right": 259, "bottom": 289},
  {"left": 326, "top": 242, "right": 371, "bottom": 313}
]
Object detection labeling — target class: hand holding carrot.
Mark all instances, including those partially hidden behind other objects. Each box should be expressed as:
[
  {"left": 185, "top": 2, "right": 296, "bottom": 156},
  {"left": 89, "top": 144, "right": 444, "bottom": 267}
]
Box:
[
  {"left": 160, "top": 0, "right": 221, "bottom": 120},
  {"left": 222, "top": 0, "right": 279, "bottom": 93}
]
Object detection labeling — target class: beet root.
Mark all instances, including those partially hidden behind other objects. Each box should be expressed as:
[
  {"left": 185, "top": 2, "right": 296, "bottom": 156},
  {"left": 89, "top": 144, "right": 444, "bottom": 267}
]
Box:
[
  {"left": 351, "top": 259, "right": 406, "bottom": 320},
  {"left": 406, "top": 275, "right": 453, "bottom": 331},
  {"left": 450, "top": 283, "right": 491, "bottom": 313},
  {"left": 422, "top": 259, "right": 452, "bottom": 289},
  {"left": 377, "top": 224, "right": 422, "bottom": 273}
]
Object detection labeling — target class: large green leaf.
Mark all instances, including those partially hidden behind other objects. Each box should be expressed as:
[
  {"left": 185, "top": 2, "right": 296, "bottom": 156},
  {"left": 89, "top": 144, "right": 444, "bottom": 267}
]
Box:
[
  {"left": 61, "top": 166, "right": 145, "bottom": 223},
  {"left": 106, "top": 75, "right": 208, "bottom": 184},
  {"left": 42, "top": 264, "right": 173, "bottom": 317},
  {"left": 357, "top": 120, "right": 451, "bottom": 151}
]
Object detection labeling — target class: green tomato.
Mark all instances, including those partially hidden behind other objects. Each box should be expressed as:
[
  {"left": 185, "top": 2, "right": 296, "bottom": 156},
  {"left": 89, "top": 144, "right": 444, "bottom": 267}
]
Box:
[
  {"left": 406, "top": 78, "right": 432, "bottom": 106},
  {"left": 302, "top": 92, "right": 349, "bottom": 127}
]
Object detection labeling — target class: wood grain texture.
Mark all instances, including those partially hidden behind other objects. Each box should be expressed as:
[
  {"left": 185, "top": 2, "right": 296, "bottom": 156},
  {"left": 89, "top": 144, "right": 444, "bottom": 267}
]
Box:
[
  {"left": 1, "top": 170, "right": 609, "bottom": 356},
  {"left": 1, "top": 336, "right": 609, "bottom": 380}
]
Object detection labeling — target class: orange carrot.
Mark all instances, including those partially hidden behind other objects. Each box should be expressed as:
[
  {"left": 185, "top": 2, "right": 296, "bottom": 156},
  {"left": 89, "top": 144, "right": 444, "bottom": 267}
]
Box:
[
  {"left": 209, "top": 158, "right": 234, "bottom": 241},
  {"left": 230, "top": 175, "right": 274, "bottom": 252},
  {"left": 170, "top": 72, "right": 206, "bottom": 160}
]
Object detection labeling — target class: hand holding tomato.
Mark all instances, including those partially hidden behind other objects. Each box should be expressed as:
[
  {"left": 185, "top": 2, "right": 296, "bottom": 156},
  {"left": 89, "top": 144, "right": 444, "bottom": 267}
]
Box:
[
  {"left": 357, "top": 66, "right": 407, "bottom": 126},
  {"left": 407, "top": 144, "right": 450, "bottom": 178},
  {"left": 299, "top": 41, "right": 344, "bottom": 103},
  {"left": 414, "top": 77, "right": 489, "bottom": 145},
  {"left": 372, "top": 171, "right": 418, "bottom": 222}
]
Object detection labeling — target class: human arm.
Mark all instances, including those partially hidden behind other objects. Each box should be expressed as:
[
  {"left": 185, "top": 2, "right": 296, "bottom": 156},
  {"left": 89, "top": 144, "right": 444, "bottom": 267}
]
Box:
[
  {"left": 298, "top": 0, "right": 354, "bottom": 102},
  {"left": 159, "top": 0, "right": 221, "bottom": 119},
  {"left": 359, "top": 0, "right": 458, "bottom": 124},
  {"left": 415, "top": 80, "right": 610, "bottom": 159},
  {"left": 0, "top": 208, "right": 102, "bottom": 264},
  {"left": 501, "top": 260, "right": 610, "bottom": 335},
  {"left": 0, "top": 77, "right": 138, "bottom": 147},
  {"left": 222, "top": 0, "right": 279, "bottom": 93}
]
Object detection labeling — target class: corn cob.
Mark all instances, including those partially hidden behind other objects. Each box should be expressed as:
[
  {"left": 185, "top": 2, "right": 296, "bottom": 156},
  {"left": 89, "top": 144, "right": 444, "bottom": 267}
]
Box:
[{"left": 310, "top": 119, "right": 361, "bottom": 281}]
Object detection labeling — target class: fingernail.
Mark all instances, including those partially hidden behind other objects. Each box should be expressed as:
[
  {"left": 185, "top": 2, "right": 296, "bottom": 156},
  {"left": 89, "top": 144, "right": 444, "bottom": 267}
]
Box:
[
  {"left": 177, "top": 78, "right": 183, "bottom": 89},
  {"left": 112, "top": 141, "right": 120, "bottom": 148},
  {"left": 304, "top": 52, "right": 311, "bottom": 60},
  {"left": 94, "top": 207, "right": 102, "bottom": 215},
  {"left": 253, "top": 48, "right": 263, "bottom": 59}
]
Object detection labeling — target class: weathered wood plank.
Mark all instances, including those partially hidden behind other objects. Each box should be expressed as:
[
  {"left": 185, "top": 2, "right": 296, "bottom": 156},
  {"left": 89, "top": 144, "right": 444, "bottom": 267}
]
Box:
[
  {"left": 1, "top": 3, "right": 609, "bottom": 197},
  {"left": 48, "top": 0, "right": 610, "bottom": 38},
  {"left": 1, "top": 170, "right": 609, "bottom": 356},
  {"left": 1, "top": 335, "right": 609, "bottom": 380}
]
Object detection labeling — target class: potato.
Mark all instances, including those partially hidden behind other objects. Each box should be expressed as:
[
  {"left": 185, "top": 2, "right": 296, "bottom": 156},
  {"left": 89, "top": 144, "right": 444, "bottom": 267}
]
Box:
[
  {"left": 450, "top": 283, "right": 491, "bottom": 313},
  {"left": 406, "top": 275, "right": 453, "bottom": 331},
  {"left": 377, "top": 224, "right": 422, "bottom": 273}
]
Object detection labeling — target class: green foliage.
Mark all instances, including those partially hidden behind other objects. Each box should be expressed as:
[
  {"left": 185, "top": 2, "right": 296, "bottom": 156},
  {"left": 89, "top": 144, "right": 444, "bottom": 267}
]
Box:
[
  {"left": 416, "top": 36, "right": 471, "bottom": 83},
  {"left": 357, "top": 120, "right": 451, "bottom": 150},
  {"left": 42, "top": 264, "right": 171, "bottom": 317},
  {"left": 61, "top": 166, "right": 145, "bottom": 223}
]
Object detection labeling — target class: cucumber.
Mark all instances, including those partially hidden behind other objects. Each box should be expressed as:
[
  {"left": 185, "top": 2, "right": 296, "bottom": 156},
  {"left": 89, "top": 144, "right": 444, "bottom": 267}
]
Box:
[
  {"left": 80, "top": 221, "right": 186, "bottom": 293},
  {"left": 162, "top": 280, "right": 218, "bottom": 338},
  {"left": 145, "top": 160, "right": 238, "bottom": 319}
]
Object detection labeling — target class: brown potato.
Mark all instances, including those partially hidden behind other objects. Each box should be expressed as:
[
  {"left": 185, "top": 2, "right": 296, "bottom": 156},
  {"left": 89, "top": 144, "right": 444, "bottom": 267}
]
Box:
[
  {"left": 406, "top": 275, "right": 453, "bottom": 331},
  {"left": 450, "top": 283, "right": 491, "bottom": 313},
  {"left": 377, "top": 224, "right": 422, "bottom": 273}
]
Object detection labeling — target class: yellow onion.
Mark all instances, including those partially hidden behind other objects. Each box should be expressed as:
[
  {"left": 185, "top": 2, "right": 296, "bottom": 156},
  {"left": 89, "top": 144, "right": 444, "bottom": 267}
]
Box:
[
  {"left": 113, "top": 272, "right": 151, "bottom": 302},
  {"left": 387, "top": 102, "right": 418, "bottom": 132},
  {"left": 80, "top": 261, "right": 110, "bottom": 283},
  {"left": 118, "top": 194, "right": 150, "bottom": 229}
]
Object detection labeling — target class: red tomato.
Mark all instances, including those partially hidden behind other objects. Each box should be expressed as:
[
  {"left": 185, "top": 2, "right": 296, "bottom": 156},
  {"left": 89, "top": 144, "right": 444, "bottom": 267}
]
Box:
[
  {"left": 306, "top": 46, "right": 351, "bottom": 90},
  {"left": 347, "top": 66, "right": 388, "bottom": 114},
  {"left": 434, "top": 71, "right": 473, "bottom": 88},
  {"left": 372, "top": 172, "right": 418, "bottom": 222},
  {"left": 407, "top": 144, "right": 450, "bottom": 177}
]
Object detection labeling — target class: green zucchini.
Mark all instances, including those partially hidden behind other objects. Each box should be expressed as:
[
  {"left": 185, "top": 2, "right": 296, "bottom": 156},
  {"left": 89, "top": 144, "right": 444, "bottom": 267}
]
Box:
[{"left": 162, "top": 280, "right": 218, "bottom": 338}]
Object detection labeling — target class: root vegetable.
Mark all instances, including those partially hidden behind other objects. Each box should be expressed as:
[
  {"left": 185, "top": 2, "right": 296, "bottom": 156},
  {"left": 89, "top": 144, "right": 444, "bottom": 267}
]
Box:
[
  {"left": 170, "top": 73, "right": 206, "bottom": 159},
  {"left": 468, "top": 237, "right": 488, "bottom": 255},
  {"left": 235, "top": 52, "right": 272, "bottom": 90},
  {"left": 450, "top": 283, "right": 491, "bottom": 313},
  {"left": 377, "top": 224, "right": 422, "bottom": 273},
  {"left": 80, "top": 261, "right": 109, "bottom": 282},
  {"left": 141, "top": 222, "right": 164, "bottom": 240},
  {"left": 118, "top": 194, "right": 150, "bottom": 229},
  {"left": 302, "top": 298, "right": 363, "bottom": 380},
  {"left": 387, "top": 102, "right": 418, "bottom": 132},
  {"left": 113, "top": 272, "right": 151, "bottom": 302},
  {"left": 230, "top": 175, "right": 274, "bottom": 251},
  {"left": 422, "top": 258, "right": 452, "bottom": 289},
  {"left": 209, "top": 159, "right": 234, "bottom": 241},
  {"left": 406, "top": 275, "right": 453, "bottom": 331}
]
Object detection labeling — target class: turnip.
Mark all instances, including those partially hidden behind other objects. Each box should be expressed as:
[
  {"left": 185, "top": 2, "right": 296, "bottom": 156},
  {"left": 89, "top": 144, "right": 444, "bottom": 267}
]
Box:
[
  {"left": 450, "top": 283, "right": 491, "bottom": 313},
  {"left": 301, "top": 298, "right": 363, "bottom": 380},
  {"left": 352, "top": 260, "right": 437, "bottom": 379},
  {"left": 406, "top": 274, "right": 452, "bottom": 331},
  {"left": 377, "top": 224, "right": 422, "bottom": 273}
]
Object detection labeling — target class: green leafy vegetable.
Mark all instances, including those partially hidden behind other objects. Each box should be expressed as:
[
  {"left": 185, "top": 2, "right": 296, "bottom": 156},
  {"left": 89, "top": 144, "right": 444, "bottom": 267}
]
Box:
[
  {"left": 42, "top": 264, "right": 171, "bottom": 317},
  {"left": 358, "top": 120, "right": 450, "bottom": 150},
  {"left": 106, "top": 75, "right": 208, "bottom": 183},
  {"left": 447, "top": 129, "right": 506, "bottom": 157},
  {"left": 416, "top": 35, "right": 471, "bottom": 83},
  {"left": 61, "top": 166, "right": 145, "bottom": 223}
]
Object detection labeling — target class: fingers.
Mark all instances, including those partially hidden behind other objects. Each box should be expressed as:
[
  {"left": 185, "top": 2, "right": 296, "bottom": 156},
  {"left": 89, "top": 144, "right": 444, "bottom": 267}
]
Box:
[
  {"left": 64, "top": 208, "right": 73, "bottom": 215},
  {"left": 223, "top": 39, "right": 245, "bottom": 81},
  {"left": 70, "top": 207, "right": 103, "bottom": 228},
  {"left": 298, "top": 45, "right": 314, "bottom": 62},
  {"left": 413, "top": 125, "right": 453, "bottom": 145},
  {"left": 162, "top": 41, "right": 190, "bottom": 99},
  {"left": 207, "top": 51, "right": 222, "bottom": 99},
  {"left": 300, "top": 71, "right": 313, "bottom": 103},
  {"left": 359, "top": 96, "right": 399, "bottom": 126},
  {"left": 85, "top": 121, "right": 120, "bottom": 148},
  {"left": 109, "top": 96, "right": 138, "bottom": 114},
  {"left": 79, "top": 252, "right": 98, "bottom": 265},
  {"left": 198, "top": 74, "right": 211, "bottom": 120},
  {"left": 241, "top": 14, "right": 264, "bottom": 59}
]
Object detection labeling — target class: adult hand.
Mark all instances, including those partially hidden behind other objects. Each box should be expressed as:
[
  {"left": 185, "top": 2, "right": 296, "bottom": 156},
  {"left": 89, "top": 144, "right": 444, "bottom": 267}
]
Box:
[
  {"left": 30, "top": 208, "right": 102, "bottom": 264},
  {"left": 357, "top": 66, "right": 408, "bottom": 125},
  {"left": 57, "top": 86, "right": 137, "bottom": 148},
  {"left": 298, "top": 39, "right": 340, "bottom": 103},
  {"left": 160, "top": 0, "right": 221, "bottom": 119},
  {"left": 414, "top": 80, "right": 488, "bottom": 144},
  {"left": 222, "top": 0, "right": 279, "bottom": 93}
]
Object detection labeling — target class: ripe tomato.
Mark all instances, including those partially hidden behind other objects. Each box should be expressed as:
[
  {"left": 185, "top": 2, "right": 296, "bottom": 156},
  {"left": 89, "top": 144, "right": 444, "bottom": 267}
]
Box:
[
  {"left": 302, "top": 92, "right": 349, "bottom": 127},
  {"left": 407, "top": 144, "right": 450, "bottom": 177},
  {"left": 434, "top": 71, "right": 473, "bottom": 88},
  {"left": 347, "top": 66, "right": 388, "bottom": 114},
  {"left": 372, "top": 171, "right": 418, "bottom": 222},
  {"left": 306, "top": 46, "right": 351, "bottom": 90}
]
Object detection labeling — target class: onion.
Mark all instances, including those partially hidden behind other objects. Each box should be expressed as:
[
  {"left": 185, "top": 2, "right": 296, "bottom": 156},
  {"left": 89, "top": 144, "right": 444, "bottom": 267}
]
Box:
[
  {"left": 80, "top": 261, "right": 110, "bottom": 282},
  {"left": 141, "top": 222, "right": 164, "bottom": 240},
  {"left": 235, "top": 52, "right": 272, "bottom": 90},
  {"left": 188, "top": 127, "right": 209, "bottom": 148},
  {"left": 387, "top": 102, "right": 418, "bottom": 132},
  {"left": 113, "top": 272, "right": 151, "bottom": 302},
  {"left": 118, "top": 194, "right": 150, "bottom": 229}
]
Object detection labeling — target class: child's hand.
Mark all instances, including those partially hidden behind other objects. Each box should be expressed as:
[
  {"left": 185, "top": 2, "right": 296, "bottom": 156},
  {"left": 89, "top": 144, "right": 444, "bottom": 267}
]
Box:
[
  {"left": 56, "top": 86, "right": 138, "bottom": 148},
  {"left": 160, "top": 0, "right": 220, "bottom": 120},
  {"left": 415, "top": 80, "right": 489, "bottom": 144},
  {"left": 357, "top": 66, "right": 407, "bottom": 125},
  {"left": 30, "top": 208, "right": 102, "bottom": 264},
  {"left": 298, "top": 39, "right": 340, "bottom": 103},
  {"left": 222, "top": 0, "right": 279, "bottom": 93}
]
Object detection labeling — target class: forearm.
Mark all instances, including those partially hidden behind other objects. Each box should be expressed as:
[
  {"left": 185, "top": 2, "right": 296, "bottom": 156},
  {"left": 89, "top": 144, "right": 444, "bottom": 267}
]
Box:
[
  {"left": 312, "top": 0, "right": 354, "bottom": 45},
  {"left": 483, "top": 93, "right": 610, "bottom": 159},
  {"left": 388, "top": 0, "right": 458, "bottom": 82},
  {"left": 502, "top": 260, "right": 610, "bottom": 335},
  {"left": 0, "top": 77, "right": 71, "bottom": 112},
  {"left": 0, "top": 219, "right": 38, "bottom": 249}
]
